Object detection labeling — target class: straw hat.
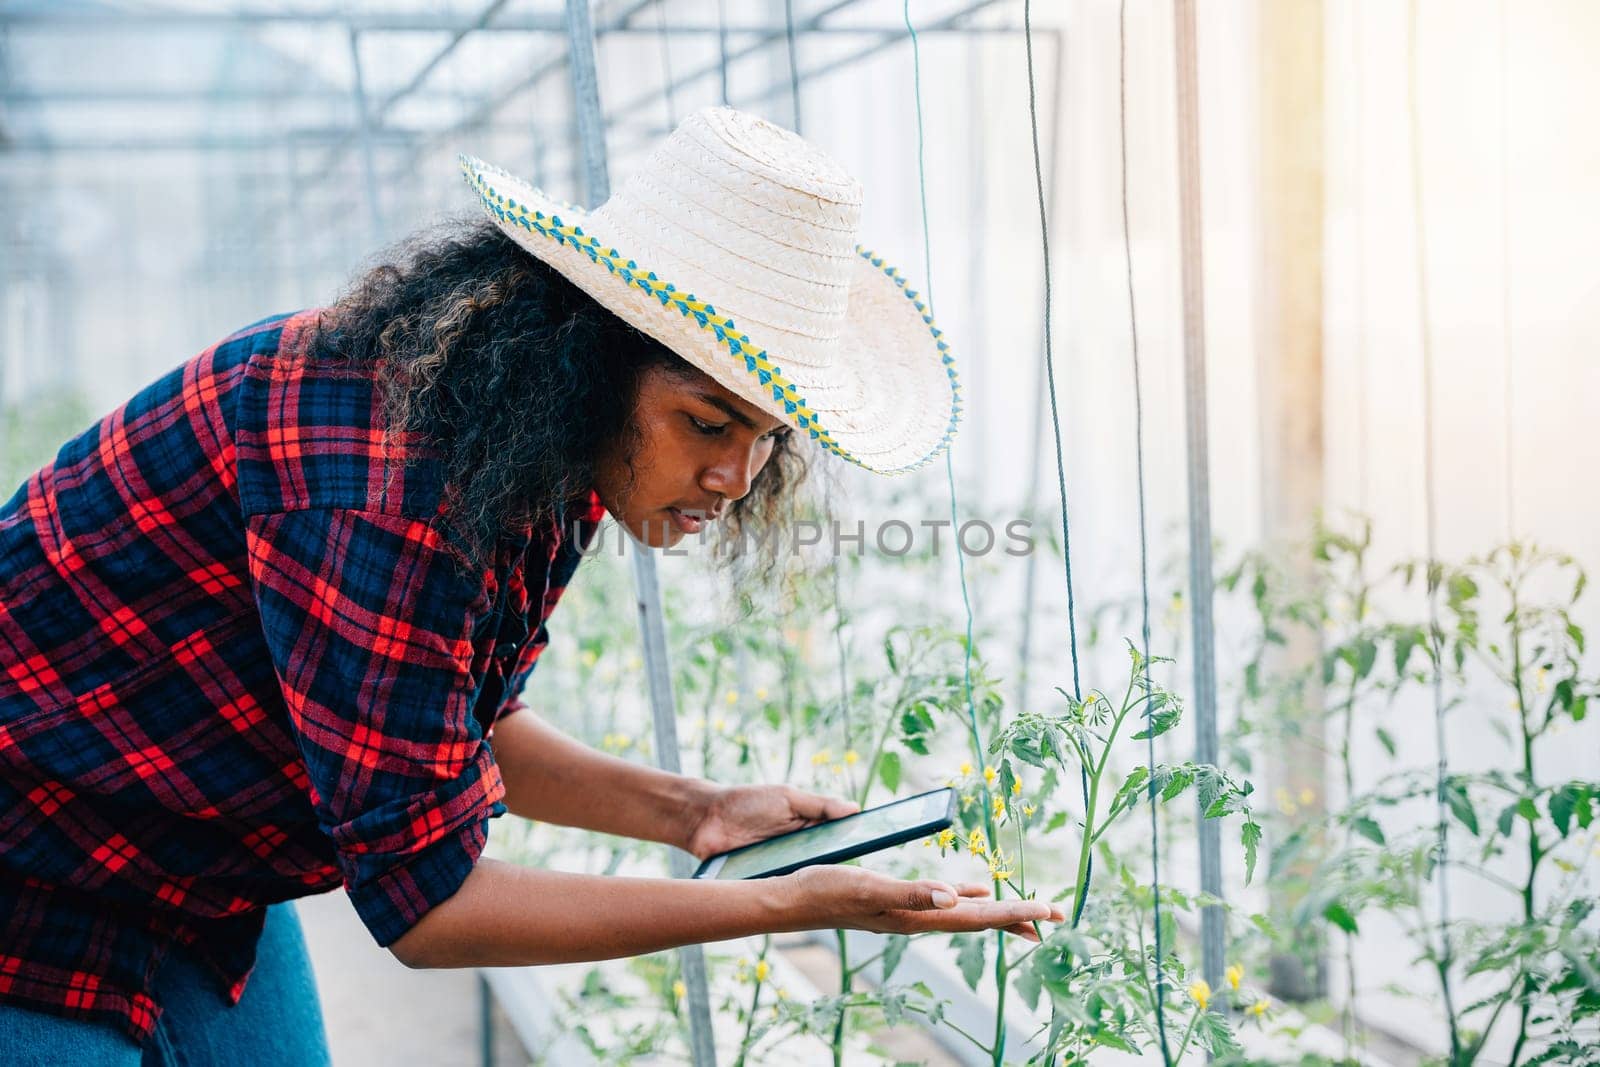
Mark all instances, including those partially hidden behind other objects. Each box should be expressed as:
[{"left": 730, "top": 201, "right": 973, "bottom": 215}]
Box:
[{"left": 458, "top": 107, "right": 960, "bottom": 475}]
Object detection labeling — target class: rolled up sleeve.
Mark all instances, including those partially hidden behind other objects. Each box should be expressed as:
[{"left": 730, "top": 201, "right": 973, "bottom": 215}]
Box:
[{"left": 245, "top": 507, "right": 502, "bottom": 946}]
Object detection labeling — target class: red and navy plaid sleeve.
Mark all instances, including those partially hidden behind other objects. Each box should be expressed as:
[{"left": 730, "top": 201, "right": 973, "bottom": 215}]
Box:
[
  {"left": 0, "top": 309, "right": 602, "bottom": 1043},
  {"left": 245, "top": 506, "right": 504, "bottom": 946}
]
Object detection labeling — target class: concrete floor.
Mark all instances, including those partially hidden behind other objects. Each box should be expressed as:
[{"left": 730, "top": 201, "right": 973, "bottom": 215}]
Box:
[{"left": 296, "top": 891, "right": 522, "bottom": 1067}]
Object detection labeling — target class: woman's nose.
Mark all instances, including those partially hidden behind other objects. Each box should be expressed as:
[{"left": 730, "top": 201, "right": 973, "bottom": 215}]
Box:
[{"left": 701, "top": 443, "right": 760, "bottom": 501}]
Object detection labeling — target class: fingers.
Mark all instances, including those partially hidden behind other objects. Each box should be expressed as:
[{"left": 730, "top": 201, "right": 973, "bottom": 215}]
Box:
[
  {"left": 784, "top": 786, "right": 860, "bottom": 823},
  {"left": 954, "top": 882, "right": 991, "bottom": 899},
  {"left": 891, "top": 898, "right": 1054, "bottom": 935}
]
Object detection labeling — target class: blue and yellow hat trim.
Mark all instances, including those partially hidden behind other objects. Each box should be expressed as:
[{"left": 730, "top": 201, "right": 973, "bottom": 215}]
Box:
[{"left": 460, "top": 155, "right": 961, "bottom": 474}]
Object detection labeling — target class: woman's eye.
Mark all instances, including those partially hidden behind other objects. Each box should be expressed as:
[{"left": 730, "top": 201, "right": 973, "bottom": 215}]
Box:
[{"left": 689, "top": 416, "right": 726, "bottom": 436}]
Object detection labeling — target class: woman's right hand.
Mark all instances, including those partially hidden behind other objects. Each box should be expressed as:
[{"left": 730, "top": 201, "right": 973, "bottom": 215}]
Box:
[{"left": 780, "top": 865, "right": 1064, "bottom": 942}]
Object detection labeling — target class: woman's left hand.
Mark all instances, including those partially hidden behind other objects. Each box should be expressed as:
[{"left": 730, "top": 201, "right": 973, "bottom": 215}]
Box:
[{"left": 685, "top": 784, "right": 859, "bottom": 861}]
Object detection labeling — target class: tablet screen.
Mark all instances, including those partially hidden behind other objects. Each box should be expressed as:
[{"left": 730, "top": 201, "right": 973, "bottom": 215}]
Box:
[{"left": 713, "top": 788, "right": 951, "bottom": 880}]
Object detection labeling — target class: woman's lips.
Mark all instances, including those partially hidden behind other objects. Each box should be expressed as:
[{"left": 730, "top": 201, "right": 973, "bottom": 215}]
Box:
[{"left": 666, "top": 507, "right": 705, "bottom": 534}]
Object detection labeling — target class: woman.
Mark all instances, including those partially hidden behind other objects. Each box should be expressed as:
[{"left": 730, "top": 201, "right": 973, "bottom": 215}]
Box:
[{"left": 0, "top": 108, "right": 1059, "bottom": 1063}]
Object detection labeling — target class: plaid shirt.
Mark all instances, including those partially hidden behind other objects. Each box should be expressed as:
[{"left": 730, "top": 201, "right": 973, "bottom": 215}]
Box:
[{"left": 0, "top": 310, "right": 603, "bottom": 1044}]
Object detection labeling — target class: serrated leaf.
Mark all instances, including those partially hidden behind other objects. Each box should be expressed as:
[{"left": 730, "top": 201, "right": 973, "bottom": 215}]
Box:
[
  {"left": 954, "top": 933, "right": 986, "bottom": 990},
  {"left": 1242, "top": 820, "right": 1262, "bottom": 883},
  {"left": 1132, "top": 703, "right": 1182, "bottom": 740}
]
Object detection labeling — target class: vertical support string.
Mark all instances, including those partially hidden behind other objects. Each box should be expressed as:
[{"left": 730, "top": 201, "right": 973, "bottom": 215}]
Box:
[
  {"left": 1021, "top": 2, "right": 1094, "bottom": 930},
  {"left": 1017, "top": 27, "right": 1068, "bottom": 715},
  {"left": 902, "top": 8, "right": 1010, "bottom": 1061},
  {"left": 1407, "top": 3, "right": 1461, "bottom": 1062},
  {"left": 1119, "top": 2, "right": 1172, "bottom": 1062}
]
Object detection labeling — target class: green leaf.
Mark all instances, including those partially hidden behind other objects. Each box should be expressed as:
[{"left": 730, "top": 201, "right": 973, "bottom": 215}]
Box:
[
  {"left": 1354, "top": 637, "right": 1378, "bottom": 680},
  {"left": 1445, "top": 780, "right": 1481, "bottom": 836},
  {"left": 1496, "top": 803, "right": 1517, "bottom": 838},
  {"left": 878, "top": 750, "right": 902, "bottom": 793},
  {"left": 1394, "top": 629, "right": 1419, "bottom": 676},
  {"left": 954, "top": 933, "right": 986, "bottom": 991},
  {"left": 1013, "top": 956, "right": 1043, "bottom": 1012},
  {"left": 1242, "top": 820, "right": 1262, "bottom": 883},
  {"left": 881, "top": 934, "right": 909, "bottom": 982},
  {"left": 1195, "top": 1010, "right": 1243, "bottom": 1058},
  {"left": 1375, "top": 727, "right": 1397, "bottom": 757},
  {"left": 1550, "top": 783, "right": 1587, "bottom": 837},
  {"left": 997, "top": 761, "right": 1018, "bottom": 804},
  {"left": 1351, "top": 815, "right": 1385, "bottom": 845},
  {"left": 1323, "top": 901, "right": 1359, "bottom": 934},
  {"left": 1132, "top": 700, "right": 1182, "bottom": 740}
]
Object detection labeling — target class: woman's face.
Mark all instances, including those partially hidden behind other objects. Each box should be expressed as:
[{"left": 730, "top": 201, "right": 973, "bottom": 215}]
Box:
[{"left": 595, "top": 363, "right": 792, "bottom": 548}]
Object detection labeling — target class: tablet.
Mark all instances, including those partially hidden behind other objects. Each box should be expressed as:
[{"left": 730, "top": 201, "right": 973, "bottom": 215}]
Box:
[{"left": 692, "top": 787, "right": 956, "bottom": 879}]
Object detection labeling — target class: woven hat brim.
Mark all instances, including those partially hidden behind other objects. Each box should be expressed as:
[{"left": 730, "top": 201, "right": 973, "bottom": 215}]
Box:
[{"left": 460, "top": 155, "right": 960, "bottom": 475}]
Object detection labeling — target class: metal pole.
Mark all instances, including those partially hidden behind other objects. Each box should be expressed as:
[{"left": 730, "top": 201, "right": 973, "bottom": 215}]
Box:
[
  {"left": 345, "top": 27, "right": 386, "bottom": 245},
  {"left": 563, "top": 4, "right": 717, "bottom": 1065},
  {"left": 1172, "top": 0, "right": 1225, "bottom": 994}
]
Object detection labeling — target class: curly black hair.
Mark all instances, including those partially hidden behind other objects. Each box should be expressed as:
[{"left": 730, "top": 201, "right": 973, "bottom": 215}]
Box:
[{"left": 305, "top": 217, "right": 810, "bottom": 575}]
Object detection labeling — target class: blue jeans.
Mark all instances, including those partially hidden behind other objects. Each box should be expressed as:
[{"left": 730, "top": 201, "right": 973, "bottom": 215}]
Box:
[{"left": 0, "top": 901, "right": 331, "bottom": 1066}]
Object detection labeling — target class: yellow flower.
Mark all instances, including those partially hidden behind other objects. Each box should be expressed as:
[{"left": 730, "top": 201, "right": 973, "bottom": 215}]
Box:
[
  {"left": 754, "top": 960, "right": 770, "bottom": 982},
  {"left": 1535, "top": 666, "right": 1550, "bottom": 694},
  {"left": 961, "top": 793, "right": 976, "bottom": 811},
  {"left": 968, "top": 829, "right": 988, "bottom": 856},
  {"left": 1298, "top": 787, "right": 1316, "bottom": 806},
  {"left": 959, "top": 761, "right": 973, "bottom": 777},
  {"left": 776, "top": 987, "right": 788, "bottom": 1000},
  {"left": 580, "top": 649, "right": 598, "bottom": 668},
  {"left": 1226, "top": 963, "right": 1243, "bottom": 991},
  {"left": 725, "top": 689, "right": 739, "bottom": 705},
  {"left": 755, "top": 686, "right": 769, "bottom": 701},
  {"left": 992, "top": 795, "right": 1006, "bottom": 820},
  {"left": 712, "top": 716, "right": 727, "bottom": 733},
  {"left": 1248, "top": 998, "right": 1269, "bottom": 1018},
  {"left": 983, "top": 766, "right": 997, "bottom": 786},
  {"left": 1189, "top": 979, "right": 1211, "bottom": 1011},
  {"left": 810, "top": 748, "right": 832, "bottom": 766},
  {"left": 936, "top": 828, "right": 956, "bottom": 849},
  {"left": 1011, "top": 777, "right": 1023, "bottom": 796},
  {"left": 1023, "top": 804, "right": 1037, "bottom": 817},
  {"left": 844, "top": 749, "right": 859, "bottom": 765},
  {"left": 986, "top": 847, "right": 1012, "bottom": 880},
  {"left": 672, "top": 980, "right": 686, "bottom": 999}
]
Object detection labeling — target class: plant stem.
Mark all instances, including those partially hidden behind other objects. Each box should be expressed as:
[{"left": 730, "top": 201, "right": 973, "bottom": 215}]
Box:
[
  {"left": 1507, "top": 575, "right": 1539, "bottom": 1067},
  {"left": 832, "top": 928, "right": 850, "bottom": 1067},
  {"left": 733, "top": 939, "right": 770, "bottom": 1067},
  {"left": 1172, "top": 1006, "right": 1203, "bottom": 1062}
]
